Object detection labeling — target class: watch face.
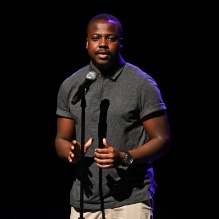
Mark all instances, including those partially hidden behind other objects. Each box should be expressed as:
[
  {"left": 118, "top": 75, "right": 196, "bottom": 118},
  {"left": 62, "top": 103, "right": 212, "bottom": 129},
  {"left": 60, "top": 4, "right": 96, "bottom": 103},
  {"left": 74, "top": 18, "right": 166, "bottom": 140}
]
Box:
[
  {"left": 124, "top": 152, "right": 133, "bottom": 166},
  {"left": 127, "top": 153, "right": 133, "bottom": 164}
]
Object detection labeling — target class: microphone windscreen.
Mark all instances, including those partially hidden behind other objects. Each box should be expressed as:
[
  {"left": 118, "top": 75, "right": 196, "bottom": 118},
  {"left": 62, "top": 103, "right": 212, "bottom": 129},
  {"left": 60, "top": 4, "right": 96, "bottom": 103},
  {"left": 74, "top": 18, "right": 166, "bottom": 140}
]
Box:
[{"left": 86, "top": 71, "right": 97, "bottom": 81}]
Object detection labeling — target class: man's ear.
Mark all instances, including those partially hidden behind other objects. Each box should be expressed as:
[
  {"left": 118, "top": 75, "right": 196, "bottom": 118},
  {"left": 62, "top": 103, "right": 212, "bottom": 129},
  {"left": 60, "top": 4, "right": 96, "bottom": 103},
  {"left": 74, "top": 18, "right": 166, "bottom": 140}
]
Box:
[
  {"left": 86, "top": 38, "right": 88, "bottom": 49},
  {"left": 120, "top": 37, "right": 123, "bottom": 48}
]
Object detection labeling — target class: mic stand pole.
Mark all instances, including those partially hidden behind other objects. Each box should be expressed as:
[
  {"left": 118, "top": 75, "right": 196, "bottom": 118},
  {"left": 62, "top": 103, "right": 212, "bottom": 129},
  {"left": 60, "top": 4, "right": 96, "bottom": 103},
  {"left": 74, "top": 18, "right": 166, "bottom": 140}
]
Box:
[{"left": 79, "top": 91, "right": 86, "bottom": 219}]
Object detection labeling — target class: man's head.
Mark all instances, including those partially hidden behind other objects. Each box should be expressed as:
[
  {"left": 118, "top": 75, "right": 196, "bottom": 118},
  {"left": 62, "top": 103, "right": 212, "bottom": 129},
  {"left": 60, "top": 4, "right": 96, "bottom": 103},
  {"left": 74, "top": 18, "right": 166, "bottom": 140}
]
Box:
[{"left": 86, "top": 14, "right": 123, "bottom": 72}]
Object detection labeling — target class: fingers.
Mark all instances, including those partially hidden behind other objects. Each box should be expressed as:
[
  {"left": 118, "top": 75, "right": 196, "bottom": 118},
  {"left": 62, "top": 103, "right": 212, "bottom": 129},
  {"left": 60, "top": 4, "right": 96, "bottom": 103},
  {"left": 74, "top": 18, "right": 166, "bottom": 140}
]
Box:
[
  {"left": 68, "top": 143, "right": 75, "bottom": 163},
  {"left": 94, "top": 150, "right": 112, "bottom": 168},
  {"left": 68, "top": 140, "right": 81, "bottom": 163},
  {"left": 84, "top": 138, "right": 94, "bottom": 152},
  {"left": 95, "top": 139, "right": 122, "bottom": 168},
  {"left": 68, "top": 138, "right": 94, "bottom": 163},
  {"left": 96, "top": 162, "right": 112, "bottom": 169},
  {"left": 68, "top": 148, "right": 73, "bottom": 163},
  {"left": 102, "top": 138, "right": 110, "bottom": 148},
  {"left": 94, "top": 139, "right": 113, "bottom": 168},
  {"left": 85, "top": 138, "right": 94, "bottom": 146}
]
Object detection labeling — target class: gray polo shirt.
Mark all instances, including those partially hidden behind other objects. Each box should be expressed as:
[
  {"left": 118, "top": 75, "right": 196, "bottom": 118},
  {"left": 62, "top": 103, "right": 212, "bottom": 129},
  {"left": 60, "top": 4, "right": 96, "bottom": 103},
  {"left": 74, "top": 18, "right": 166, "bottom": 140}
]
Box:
[{"left": 56, "top": 62, "right": 167, "bottom": 209}]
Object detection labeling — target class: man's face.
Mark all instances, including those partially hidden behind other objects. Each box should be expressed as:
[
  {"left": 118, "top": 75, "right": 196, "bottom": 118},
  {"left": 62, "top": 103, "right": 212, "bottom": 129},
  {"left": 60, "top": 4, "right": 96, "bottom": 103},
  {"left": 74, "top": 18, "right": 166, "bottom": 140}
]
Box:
[{"left": 86, "top": 19, "right": 122, "bottom": 70}]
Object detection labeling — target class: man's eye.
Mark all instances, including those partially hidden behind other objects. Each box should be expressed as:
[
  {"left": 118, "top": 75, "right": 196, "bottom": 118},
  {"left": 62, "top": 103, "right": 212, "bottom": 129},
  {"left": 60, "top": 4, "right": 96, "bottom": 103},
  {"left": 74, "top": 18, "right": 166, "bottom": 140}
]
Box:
[
  {"left": 92, "top": 37, "right": 99, "bottom": 41},
  {"left": 108, "top": 37, "right": 116, "bottom": 42}
]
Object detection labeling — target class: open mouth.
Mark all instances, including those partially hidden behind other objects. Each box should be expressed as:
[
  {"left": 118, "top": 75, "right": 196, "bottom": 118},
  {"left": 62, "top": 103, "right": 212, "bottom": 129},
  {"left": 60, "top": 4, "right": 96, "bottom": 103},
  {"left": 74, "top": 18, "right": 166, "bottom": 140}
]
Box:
[{"left": 97, "top": 53, "right": 109, "bottom": 59}]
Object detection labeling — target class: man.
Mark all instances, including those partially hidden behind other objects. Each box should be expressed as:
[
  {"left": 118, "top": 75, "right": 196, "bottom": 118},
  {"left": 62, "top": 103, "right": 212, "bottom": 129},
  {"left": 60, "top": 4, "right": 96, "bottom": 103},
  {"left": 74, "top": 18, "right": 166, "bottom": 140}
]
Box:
[{"left": 55, "top": 13, "right": 171, "bottom": 219}]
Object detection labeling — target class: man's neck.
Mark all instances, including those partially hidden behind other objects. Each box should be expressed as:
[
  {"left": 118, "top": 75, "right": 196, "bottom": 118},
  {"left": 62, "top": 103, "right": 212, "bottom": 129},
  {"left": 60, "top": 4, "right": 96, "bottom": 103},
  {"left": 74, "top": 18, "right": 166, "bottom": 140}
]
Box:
[{"left": 90, "top": 57, "right": 125, "bottom": 76}]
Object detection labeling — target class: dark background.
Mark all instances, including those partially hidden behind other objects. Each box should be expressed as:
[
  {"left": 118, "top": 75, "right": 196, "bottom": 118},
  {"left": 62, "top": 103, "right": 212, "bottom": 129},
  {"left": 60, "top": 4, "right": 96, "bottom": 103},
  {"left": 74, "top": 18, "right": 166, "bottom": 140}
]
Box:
[{"left": 2, "top": 1, "right": 217, "bottom": 219}]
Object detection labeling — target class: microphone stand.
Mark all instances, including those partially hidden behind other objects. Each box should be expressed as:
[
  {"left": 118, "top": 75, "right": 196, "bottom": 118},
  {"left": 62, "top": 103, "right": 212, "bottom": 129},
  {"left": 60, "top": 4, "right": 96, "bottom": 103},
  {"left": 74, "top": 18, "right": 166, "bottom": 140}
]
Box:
[{"left": 79, "top": 90, "right": 86, "bottom": 219}]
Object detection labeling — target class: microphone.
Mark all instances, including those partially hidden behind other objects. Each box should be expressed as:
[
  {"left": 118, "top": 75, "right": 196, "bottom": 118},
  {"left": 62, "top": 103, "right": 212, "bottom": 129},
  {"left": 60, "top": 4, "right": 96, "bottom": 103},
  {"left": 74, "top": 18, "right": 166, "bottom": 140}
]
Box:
[{"left": 71, "top": 71, "right": 97, "bottom": 104}]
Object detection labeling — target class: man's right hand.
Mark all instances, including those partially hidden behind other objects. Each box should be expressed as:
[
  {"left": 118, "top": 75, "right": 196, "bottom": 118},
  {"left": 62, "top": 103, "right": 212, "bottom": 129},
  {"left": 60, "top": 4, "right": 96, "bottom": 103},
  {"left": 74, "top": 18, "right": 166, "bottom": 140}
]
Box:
[{"left": 68, "top": 138, "right": 94, "bottom": 163}]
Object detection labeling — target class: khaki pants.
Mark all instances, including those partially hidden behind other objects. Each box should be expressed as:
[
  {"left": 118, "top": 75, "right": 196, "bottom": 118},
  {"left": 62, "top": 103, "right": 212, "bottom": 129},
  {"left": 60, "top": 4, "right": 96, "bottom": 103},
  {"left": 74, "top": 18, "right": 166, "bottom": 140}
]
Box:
[{"left": 70, "top": 202, "right": 153, "bottom": 219}]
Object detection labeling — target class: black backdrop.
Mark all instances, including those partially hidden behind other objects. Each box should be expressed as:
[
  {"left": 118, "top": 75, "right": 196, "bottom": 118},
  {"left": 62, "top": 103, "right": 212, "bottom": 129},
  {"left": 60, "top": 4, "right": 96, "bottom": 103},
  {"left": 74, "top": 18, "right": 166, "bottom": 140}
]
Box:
[{"left": 2, "top": 1, "right": 216, "bottom": 219}]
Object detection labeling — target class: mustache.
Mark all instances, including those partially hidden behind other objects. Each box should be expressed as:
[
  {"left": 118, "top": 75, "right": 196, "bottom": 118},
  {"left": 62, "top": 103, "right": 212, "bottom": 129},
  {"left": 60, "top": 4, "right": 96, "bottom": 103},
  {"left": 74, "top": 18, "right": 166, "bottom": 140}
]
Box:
[{"left": 96, "top": 49, "right": 111, "bottom": 55}]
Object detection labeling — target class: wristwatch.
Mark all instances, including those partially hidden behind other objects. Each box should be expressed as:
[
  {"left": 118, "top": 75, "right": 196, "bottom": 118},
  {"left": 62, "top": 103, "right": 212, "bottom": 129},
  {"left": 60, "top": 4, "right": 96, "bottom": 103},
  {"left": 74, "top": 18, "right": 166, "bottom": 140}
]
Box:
[{"left": 122, "top": 151, "right": 133, "bottom": 166}]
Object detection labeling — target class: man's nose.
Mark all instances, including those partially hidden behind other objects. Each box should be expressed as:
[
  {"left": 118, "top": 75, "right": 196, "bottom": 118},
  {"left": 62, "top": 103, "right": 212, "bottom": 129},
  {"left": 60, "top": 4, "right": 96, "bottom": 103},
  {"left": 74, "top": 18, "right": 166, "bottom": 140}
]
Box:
[{"left": 99, "top": 37, "right": 108, "bottom": 47}]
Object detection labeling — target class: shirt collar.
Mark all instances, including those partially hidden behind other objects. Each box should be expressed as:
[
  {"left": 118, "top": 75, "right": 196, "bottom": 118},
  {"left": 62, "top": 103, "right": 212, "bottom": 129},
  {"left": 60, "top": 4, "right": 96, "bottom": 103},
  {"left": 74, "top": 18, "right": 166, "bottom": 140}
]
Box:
[{"left": 89, "top": 60, "right": 126, "bottom": 81}]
